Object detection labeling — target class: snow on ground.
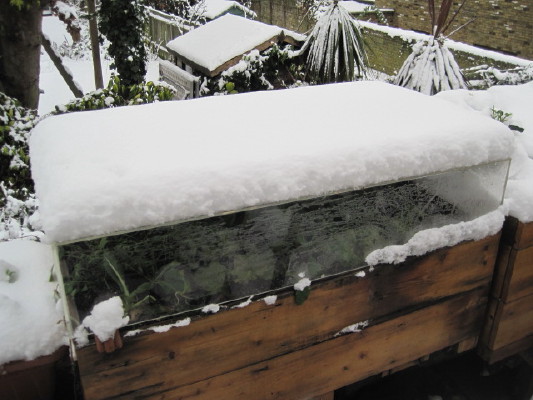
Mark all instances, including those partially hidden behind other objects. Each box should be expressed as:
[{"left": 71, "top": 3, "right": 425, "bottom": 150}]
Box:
[
  {"left": 30, "top": 81, "right": 512, "bottom": 243},
  {"left": 436, "top": 82, "right": 533, "bottom": 223},
  {"left": 0, "top": 240, "right": 67, "bottom": 364},
  {"left": 39, "top": 15, "right": 159, "bottom": 116}
]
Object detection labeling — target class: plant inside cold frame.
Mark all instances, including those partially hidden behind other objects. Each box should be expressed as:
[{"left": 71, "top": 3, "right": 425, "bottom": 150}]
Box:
[
  {"left": 300, "top": 0, "right": 367, "bottom": 84},
  {"left": 394, "top": 0, "right": 469, "bottom": 95}
]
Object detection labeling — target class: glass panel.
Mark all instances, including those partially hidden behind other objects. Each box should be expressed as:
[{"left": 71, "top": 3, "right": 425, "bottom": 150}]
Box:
[{"left": 60, "top": 160, "right": 509, "bottom": 325}]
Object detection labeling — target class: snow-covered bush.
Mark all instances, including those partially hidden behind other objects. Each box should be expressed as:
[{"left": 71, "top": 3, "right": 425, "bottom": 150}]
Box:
[
  {"left": 55, "top": 75, "right": 176, "bottom": 113},
  {"left": 465, "top": 64, "right": 533, "bottom": 90},
  {"left": 201, "top": 45, "right": 299, "bottom": 96},
  {"left": 299, "top": 1, "right": 368, "bottom": 84},
  {"left": 0, "top": 92, "right": 42, "bottom": 241},
  {"left": 394, "top": 38, "right": 467, "bottom": 95},
  {"left": 393, "top": 0, "right": 468, "bottom": 95}
]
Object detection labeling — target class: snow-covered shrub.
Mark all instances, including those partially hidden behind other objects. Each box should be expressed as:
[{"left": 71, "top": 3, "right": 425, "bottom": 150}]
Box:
[
  {"left": 393, "top": 0, "right": 469, "bottom": 95},
  {"left": 0, "top": 92, "right": 42, "bottom": 241},
  {"left": 55, "top": 75, "right": 176, "bottom": 113},
  {"left": 465, "top": 64, "right": 533, "bottom": 90},
  {"left": 201, "top": 45, "right": 299, "bottom": 96},
  {"left": 299, "top": 1, "right": 368, "bottom": 84},
  {"left": 394, "top": 38, "right": 467, "bottom": 95}
]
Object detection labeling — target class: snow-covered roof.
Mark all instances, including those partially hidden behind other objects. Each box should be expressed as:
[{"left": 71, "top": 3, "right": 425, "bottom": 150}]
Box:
[
  {"left": 166, "top": 14, "right": 305, "bottom": 76},
  {"left": 30, "top": 81, "right": 513, "bottom": 244},
  {"left": 195, "top": 0, "right": 256, "bottom": 20}
]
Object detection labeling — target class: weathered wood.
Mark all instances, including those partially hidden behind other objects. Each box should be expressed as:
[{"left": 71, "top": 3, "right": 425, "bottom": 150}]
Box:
[
  {"left": 491, "top": 292, "right": 533, "bottom": 350},
  {"left": 77, "top": 236, "right": 498, "bottom": 400},
  {"left": 500, "top": 246, "right": 533, "bottom": 303},
  {"left": 108, "top": 289, "right": 487, "bottom": 400},
  {"left": 501, "top": 218, "right": 533, "bottom": 250},
  {"left": 310, "top": 392, "right": 334, "bottom": 400},
  {"left": 480, "top": 334, "right": 533, "bottom": 364},
  {"left": 457, "top": 336, "right": 478, "bottom": 353},
  {"left": 490, "top": 244, "right": 512, "bottom": 298}
]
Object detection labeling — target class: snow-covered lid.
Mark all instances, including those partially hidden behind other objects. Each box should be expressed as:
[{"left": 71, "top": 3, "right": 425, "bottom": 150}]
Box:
[
  {"left": 194, "top": 0, "right": 256, "bottom": 20},
  {"left": 29, "top": 81, "right": 513, "bottom": 244},
  {"left": 166, "top": 14, "right": 305, "bottom": 76}
]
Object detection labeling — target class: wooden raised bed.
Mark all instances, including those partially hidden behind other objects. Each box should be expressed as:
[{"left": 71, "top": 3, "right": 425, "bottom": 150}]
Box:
[
  {"left": 480, "top": 218, "right": 533, "bottom": 363},
  {"left": 76, "top": 234, "right": 500, "bottom": 400}
]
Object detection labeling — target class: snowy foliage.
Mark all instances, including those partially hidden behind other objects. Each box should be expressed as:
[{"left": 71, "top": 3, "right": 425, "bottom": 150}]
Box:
[
  {"left": 0, "top": 92, "right": 42, "bottom": 241},
  {"left": 54, "top": 75, "right": 176, "bottom": 113},
  {"left": 300, "top": 1, "right": 367, "bottom": 83},
  {"left": 201, "top": 45, "right": 298, "bottom": 95},
  {"left": 394, "top": 38, "right": 468, "bottom": 95},
  {"left": 465, "top": 64, "right": 533, "bottom": 90}
]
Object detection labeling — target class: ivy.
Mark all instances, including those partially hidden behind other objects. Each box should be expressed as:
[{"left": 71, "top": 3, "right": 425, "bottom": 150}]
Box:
[{"left": 99, "top": 0, "right": 148, "bottom": 86}]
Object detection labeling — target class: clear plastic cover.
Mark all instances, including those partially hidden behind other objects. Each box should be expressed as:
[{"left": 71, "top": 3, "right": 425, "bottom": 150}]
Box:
[{"left": 61, "top": 160, "right": 509, "bottom": 324}]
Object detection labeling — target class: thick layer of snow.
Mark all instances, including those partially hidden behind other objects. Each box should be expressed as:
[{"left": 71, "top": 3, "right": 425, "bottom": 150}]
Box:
[
  {"left": 436, "top": 82, "right": 533, "bottom": 222},
  {"left": 30, "top": 81, "right": 513, "bottom": 243},
  {"left": 0, "top": 240, "right": 67, "bottom": 365},
  {"left": 359, "top": 21, "right": 532, "bottom": 68},
  {"left": 194, "top": 0, "right": 256, "bottom": 20},
  {"left": 366, "top": 207, "right": 506, "bottom": 266},
  {"left": 166, "top": 14, "right": 303, "bottom": 73},
  {"left": 80, "top": 296, "right": 129, "bottom": 342}
]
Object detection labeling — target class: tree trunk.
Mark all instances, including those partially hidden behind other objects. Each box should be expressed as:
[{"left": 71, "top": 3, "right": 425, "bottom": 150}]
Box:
[{"left": 0, "top": 1, "right": 45, "bottom": 110}]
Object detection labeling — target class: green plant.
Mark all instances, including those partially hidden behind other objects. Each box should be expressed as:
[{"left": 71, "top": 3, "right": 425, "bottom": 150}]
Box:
[
  {"left": 490, "top": 107, "right": 512, "bottom": 123},
  {"left": 99, "top": 0, "right": 148, "bottom": 86},
  {"left": 55, "top": 75, "right": 176, "bottom": 113},
  {"left": 103, "top": 256, "right": 155, "bottom": 315}
]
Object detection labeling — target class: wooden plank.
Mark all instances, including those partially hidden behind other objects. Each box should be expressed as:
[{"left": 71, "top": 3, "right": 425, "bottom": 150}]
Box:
[
  {"left": 111, "top": 289, "right": 488, "bottom": 400},
  {"left": 490, "top": 244, "right": 512, "bottom": 298},
  {"left": 457, "top": 336, "right": 478, "bottom": 353},
  {"left": 77, "top": 236, "right": 498, "bottom": 400},
  {"left": 491, "top": 292, "right": 533, "bottom": 350},
  {"left": 501, "top": 218, "right": 533, "bottom": 250},
  {"left": 502, "top": 246, "right": 533, "bottom": 302},
  {"left": 310, "top": 392, "right": 334, "bottom": 400},
  {"left": 480, "top": 334, "right": 533, "bottom": 364}
]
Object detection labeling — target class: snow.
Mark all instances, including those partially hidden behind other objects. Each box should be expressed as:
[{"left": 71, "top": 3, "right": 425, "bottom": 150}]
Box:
[
  {"left": 335, "top": 320, "right": 369, "bottom": 336},
  {"left": 202, "top": 303, "right": 221, "bottom": 313},
  {"left": 166, "top": 14, "right": 303, "bottom": 73},
  {"left": 294, "top": 277, "right": 312, "bottom": 291},
  {"left": 80, "top": 296, "right": 129, "bottom": 342},
  {"left": 355, "top": 271, "right": 366, "bottom": 278},
  {"left": 359, "top": 20, "right": 532, "bottom": 68},
  {"left": 30, "top": 81, "right": 513, "bottom": 243},
  {"left": 39, "top": 15, "right": 159, "bottom": 116},
  {"left": 263, "top": 295, "right": 277, "bottom": 305},
  {"left": 124, "top": 317, "right": 191, "bottom": 337},
  {"left": 0, "top": 240, "right": 67, "bottom": 365},
  {"left": 366, "top": 207, "right": 506, "bottom": 266},
  {"left": 232, "top": 295, "right": 253, "bottom": 308},
  {"left": 436, "top": 82, "right": 533, "bottom": 222},
  {"left": 339, "top": 1, "right": 370, "bottom": 13},
  {"left": 193, "top": 0, "right": 256, "bottom": 20}
]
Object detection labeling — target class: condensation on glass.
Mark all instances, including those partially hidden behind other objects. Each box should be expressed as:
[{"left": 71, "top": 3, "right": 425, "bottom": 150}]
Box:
[{"left": 60, "top": 160, "right": 509, "bottom": 325}]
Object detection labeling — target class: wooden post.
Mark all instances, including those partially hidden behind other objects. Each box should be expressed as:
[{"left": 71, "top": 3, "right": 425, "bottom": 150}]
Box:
[
  {"left": 41, "top": 33, "right": 83, "bottom": 98},
  {"left": 86, "top": 0, "right": 104, "bottom": 89}
]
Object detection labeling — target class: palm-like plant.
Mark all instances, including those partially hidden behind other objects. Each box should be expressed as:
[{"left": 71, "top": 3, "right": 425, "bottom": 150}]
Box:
[
  {"left": 300, "top": 0, "right": 367, "bottom": 84},
  {"left": 394, "top": 0, "right": 470, "bottom": 95}
]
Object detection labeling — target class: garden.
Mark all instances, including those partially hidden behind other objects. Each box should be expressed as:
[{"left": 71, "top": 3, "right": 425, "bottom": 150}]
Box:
[{"left": 1, "top": 0, "right": 533, "bottom": 399}]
